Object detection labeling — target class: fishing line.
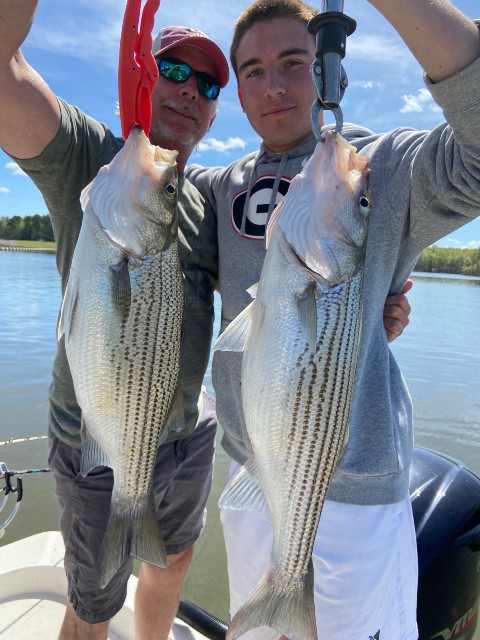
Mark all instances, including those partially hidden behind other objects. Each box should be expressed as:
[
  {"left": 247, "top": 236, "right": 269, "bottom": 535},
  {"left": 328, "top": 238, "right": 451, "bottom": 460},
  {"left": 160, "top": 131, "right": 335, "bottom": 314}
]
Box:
[
  {"left": 0, "top": 435, "right": 50, "bottom": 476},
  {"left": 0, "top": 434, "right": 48, "bottom": 447}
]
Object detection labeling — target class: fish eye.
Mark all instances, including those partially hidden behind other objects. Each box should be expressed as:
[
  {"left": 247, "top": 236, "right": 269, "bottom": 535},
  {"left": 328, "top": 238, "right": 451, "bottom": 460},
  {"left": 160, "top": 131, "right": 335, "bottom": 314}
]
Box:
[
  {"left": 164, "top": 181, "right": 177, "bottom": 199},
  {"left": 359, "top": 195, "right": 370, "bottom": 213}
]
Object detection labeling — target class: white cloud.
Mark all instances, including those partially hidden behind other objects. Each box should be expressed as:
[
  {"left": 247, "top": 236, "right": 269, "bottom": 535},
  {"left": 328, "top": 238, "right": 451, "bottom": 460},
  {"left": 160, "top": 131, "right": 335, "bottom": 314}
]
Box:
[
  {"left": 348, "top": 35, "right": 410, "bottom": 67},
  {"left": 351, "top": 80, "right": 385, "bottom": 91},
  {"left": 5, "top": 162, "right": 27, "bottom": 177},
  {"left": 197, "top": 137, "right": 246, "bottom": 153},
  {"left": 25, "top": 0, "right": 236, "bottom": 70},
  {"left": 26, "top": 1, "right": 123, "bottom": 69},
  {"left": 438, "top": 237, "right": 480, "bottom": 249},
  {"left": 400, "top": 89, "right": 442, "bottom": 114},
  {"left": 0, "top": 187, "right": 10, "bottom": 193}
]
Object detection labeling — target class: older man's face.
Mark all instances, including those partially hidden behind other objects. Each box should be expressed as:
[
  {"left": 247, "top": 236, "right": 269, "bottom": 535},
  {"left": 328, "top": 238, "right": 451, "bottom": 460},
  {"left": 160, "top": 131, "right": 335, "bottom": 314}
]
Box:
[{"left": 150, "top": 45, "right": 217, "bottom": 157}]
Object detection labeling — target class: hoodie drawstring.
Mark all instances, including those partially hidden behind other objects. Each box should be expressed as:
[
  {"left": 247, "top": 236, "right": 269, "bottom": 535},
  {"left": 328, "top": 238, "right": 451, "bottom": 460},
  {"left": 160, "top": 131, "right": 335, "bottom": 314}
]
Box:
[{"left": 239, "top": 149, "right": 289, "bottom": 243}]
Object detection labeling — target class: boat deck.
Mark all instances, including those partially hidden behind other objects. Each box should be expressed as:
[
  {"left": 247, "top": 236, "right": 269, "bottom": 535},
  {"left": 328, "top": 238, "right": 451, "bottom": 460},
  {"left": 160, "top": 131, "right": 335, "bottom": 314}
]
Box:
[{"left": 0, "top": 531, "right": 208, "bottom": 640}]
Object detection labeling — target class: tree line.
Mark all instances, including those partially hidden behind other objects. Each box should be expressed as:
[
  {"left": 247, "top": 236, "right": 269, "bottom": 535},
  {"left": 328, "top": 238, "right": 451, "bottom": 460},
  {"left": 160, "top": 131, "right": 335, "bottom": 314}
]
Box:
[
  {"left": 0, "top": 214, "right": 54, "bottom": 242},
  {"left": 1, "top": 214, "right": 479, "bottom": 276},
  {"left": 414, "top": 245, "right": 480, "bottom": 276}
]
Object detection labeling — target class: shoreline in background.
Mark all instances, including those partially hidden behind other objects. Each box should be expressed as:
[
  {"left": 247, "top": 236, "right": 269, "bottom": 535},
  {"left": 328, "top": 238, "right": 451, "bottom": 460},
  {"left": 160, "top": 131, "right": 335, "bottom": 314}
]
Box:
[
  {"left": 1, "top": 239, "right": 479, "bottom": 275},
  {"left": 0, "top": 239, "right": 55, "bottom": 253}
]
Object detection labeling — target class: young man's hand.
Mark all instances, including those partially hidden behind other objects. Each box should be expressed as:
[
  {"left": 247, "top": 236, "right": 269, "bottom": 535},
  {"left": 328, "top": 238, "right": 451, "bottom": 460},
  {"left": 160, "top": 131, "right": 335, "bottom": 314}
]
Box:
[{"left": 383, "top": 279, "right": 413, "bottom": 343}]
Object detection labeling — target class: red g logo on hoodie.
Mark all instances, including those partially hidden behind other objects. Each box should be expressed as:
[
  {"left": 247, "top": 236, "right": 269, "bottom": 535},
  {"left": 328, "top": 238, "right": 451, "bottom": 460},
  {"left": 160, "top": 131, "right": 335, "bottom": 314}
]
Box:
[{"left": 231, "top": 175, "right": 291, "bottom": 239}]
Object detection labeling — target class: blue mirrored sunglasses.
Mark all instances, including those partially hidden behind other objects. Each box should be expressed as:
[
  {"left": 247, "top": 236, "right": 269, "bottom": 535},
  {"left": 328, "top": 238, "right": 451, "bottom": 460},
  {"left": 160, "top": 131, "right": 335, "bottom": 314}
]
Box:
[{"left": 157, "top": 58, "right": 220, "bottom": 101}]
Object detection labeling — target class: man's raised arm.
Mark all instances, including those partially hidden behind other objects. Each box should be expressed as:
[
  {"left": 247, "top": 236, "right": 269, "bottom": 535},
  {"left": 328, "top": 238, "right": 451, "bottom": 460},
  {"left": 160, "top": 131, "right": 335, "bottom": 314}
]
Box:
[{"left": 0, "top": 0, "right": 61, "bottom": 159}]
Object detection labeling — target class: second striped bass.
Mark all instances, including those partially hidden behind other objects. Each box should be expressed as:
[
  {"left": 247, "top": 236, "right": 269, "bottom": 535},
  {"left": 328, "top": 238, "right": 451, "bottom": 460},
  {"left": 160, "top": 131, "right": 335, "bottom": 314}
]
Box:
[{"left": 215, "top": 130, "right": 371, "bottom": 640}]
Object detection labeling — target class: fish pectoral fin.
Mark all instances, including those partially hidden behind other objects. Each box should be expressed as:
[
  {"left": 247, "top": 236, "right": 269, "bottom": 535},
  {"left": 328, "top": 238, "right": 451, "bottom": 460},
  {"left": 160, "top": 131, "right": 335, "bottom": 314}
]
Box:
[
  {"left": 214, "top": 301, "right": 254, "bottom": 352},
  {"left": 110, "top": 258, "right": 131, "bottom": 324},
  {"left": 80, "top": 419, "right": 111, "bottom": 477},
  {"left": 296, "top": 284, "right": 317, "bottom": 347},
  {"left": 219, "top": 459, "right": 270, "bottom": 520},
  {"left": 57, "top": 273, "right": 79, "bottom": 345}
]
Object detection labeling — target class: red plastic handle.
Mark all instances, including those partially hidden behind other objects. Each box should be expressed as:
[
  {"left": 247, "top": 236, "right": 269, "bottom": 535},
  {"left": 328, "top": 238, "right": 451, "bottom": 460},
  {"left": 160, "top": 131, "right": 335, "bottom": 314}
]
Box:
[{"left": 119, "top": 0, "right": 161, "bottom": 139}]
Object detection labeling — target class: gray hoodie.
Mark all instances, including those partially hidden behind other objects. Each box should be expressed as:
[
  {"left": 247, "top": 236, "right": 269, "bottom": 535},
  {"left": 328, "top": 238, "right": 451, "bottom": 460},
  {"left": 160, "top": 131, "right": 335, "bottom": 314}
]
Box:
[{"left": 187, "top": 55, "right": 480, "bottom": 506}]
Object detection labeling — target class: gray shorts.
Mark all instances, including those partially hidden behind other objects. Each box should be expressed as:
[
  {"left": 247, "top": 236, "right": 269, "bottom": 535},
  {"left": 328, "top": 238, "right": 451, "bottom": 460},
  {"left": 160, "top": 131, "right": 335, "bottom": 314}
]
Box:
[{"left": 48, "top": 391, "right": 217, "bottom": 624}]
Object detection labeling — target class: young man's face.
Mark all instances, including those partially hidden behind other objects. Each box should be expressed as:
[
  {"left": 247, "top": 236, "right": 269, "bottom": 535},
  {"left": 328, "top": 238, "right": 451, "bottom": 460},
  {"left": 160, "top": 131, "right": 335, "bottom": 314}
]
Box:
[
  {"left": 150, "top": 45, "right": 217, "bottom": 162},
  {"left": 235, "top": 17, "right": 319, "bottom": 153}
]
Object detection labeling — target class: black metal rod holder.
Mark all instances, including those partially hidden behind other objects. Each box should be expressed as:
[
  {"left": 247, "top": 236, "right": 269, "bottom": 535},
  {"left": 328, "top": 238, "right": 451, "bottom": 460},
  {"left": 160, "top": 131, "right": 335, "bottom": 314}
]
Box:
[
  {"left": 308, "top": 10, "right": 356, "bottom": 109},
  {"left": 308, "top": 12, "right": 356, "bottom": 60}
]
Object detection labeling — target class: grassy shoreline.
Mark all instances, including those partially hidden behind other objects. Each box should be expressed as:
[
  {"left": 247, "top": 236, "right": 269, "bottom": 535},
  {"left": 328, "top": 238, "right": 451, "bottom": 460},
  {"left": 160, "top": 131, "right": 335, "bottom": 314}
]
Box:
[{"left": 0, "top": 239, "right": 56, "bottom": 250}]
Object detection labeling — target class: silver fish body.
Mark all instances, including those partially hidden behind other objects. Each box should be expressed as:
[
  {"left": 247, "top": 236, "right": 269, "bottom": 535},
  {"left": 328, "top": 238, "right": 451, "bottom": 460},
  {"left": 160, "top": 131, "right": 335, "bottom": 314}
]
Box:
[
  {"left": 58, "top": 126, "right": 182, "bottom": 588},
  {"left": 216, "top": 131, "right": 371, "bottom": 640}
]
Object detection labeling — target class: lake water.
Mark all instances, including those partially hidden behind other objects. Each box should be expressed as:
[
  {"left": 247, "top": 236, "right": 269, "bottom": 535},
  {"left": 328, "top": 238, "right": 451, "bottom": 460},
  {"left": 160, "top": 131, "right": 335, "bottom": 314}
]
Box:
[{"left": 0, "top": 251, "right": 479, "bottom": 625}]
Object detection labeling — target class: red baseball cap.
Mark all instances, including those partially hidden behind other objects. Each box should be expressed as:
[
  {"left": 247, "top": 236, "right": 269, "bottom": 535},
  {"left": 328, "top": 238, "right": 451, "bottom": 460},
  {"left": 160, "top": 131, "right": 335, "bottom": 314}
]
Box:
[{"left": 152, "top": 26, "right": 229, "bottom": 88}]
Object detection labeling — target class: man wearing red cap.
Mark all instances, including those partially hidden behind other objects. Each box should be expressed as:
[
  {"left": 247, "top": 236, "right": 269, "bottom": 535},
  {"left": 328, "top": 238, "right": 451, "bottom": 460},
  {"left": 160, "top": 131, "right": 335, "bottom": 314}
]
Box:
[{"left": 0, "top": 7, "right": 228, "bottom": 640}]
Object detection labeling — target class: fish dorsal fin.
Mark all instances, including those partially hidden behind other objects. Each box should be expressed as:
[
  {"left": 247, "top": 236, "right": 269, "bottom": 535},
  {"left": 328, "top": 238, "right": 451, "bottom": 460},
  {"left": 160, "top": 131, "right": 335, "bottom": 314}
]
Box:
[
  {"left": 219, "top": 459, "right": 270, "bottom": 520},
  {"left": 80, "top": 419, "right": 111, "bottom": 477},
  {"left": 265, "top": 198, "right": 284, "bottom": 250},
  {"left": 214, "top": 301, "right": 254, "bottom": 352},
  {"left": 297, "top": 283, "right": 317, "bottom": 347}
]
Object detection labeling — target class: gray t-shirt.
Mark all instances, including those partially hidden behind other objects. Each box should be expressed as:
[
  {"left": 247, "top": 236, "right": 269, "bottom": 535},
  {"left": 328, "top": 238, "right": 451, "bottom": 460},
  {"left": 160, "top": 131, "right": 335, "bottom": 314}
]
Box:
[{"left": 15, "top": 99, "right": 218, "bottom": 447}]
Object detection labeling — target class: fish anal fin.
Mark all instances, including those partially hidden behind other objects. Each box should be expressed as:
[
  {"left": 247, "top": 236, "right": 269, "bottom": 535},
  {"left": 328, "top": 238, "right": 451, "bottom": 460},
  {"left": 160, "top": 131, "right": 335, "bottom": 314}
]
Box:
[
  {"left": 219, "top": 459, "right": 270, "bottom": 520},
  {"left": 80, "top": 419, "right": 111, "bottom": 477},
  {"left": 214, "top": 301, "right": 254, "bottom": 352}
]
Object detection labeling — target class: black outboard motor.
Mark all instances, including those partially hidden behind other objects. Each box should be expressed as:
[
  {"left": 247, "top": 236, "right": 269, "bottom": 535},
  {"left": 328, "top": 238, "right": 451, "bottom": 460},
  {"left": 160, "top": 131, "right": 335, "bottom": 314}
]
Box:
[{"left": 410, "top": 446, "right": 480, "bottom": 640}]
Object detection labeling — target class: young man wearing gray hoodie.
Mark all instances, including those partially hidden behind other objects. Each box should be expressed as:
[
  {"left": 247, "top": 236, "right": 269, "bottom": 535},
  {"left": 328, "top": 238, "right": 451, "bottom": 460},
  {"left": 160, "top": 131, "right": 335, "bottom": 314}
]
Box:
[{"left": 187, "top": 0, "right": 480, "bottom": 637}]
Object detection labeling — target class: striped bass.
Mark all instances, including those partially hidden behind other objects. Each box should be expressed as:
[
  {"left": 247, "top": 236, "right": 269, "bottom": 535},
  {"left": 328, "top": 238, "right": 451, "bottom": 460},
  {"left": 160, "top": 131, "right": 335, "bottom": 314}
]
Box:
[
  {"left": 58, "top": 126, "right": 183, "bottom": 589},
  {"left": 216, "top": 130, "right": 371, "bottom": 640}
]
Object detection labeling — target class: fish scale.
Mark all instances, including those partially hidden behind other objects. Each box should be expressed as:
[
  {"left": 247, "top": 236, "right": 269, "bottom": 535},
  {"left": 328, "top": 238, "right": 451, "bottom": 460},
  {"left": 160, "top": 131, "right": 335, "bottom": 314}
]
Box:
[
  {"left": 216, "top": 131, "right": 370, "bottom": 640},
  {"left": 280, "top": 273, "right": 363, "bottom": 579},
  {"left": 120, "top": 246, "right": 183, "bottom": 494}
]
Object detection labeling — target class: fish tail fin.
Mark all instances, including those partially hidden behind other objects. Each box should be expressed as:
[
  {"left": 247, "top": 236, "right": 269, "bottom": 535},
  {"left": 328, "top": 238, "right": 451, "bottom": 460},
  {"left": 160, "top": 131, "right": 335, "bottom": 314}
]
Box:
[
  {"left": 130, "top": 494, "right": 167, "bottom": 568},
  {"left": 227, "top": 562, "right": 316, "bottom": 640},
  {"left": 98, "top": 493, "right": 166, "bottom": 589}
]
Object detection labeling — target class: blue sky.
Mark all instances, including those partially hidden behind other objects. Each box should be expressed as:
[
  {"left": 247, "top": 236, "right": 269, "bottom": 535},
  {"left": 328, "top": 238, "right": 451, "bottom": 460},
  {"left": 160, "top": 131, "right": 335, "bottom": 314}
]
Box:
[{"left": 1, "top": 0, "right": 479, "bottom": 248}]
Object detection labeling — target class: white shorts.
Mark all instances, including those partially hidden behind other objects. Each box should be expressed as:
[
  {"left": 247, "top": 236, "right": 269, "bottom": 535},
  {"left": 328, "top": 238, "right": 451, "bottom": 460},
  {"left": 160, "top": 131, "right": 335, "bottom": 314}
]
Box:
[{"left": 221, "top": 460, "right": 418, "bottom": 640}]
